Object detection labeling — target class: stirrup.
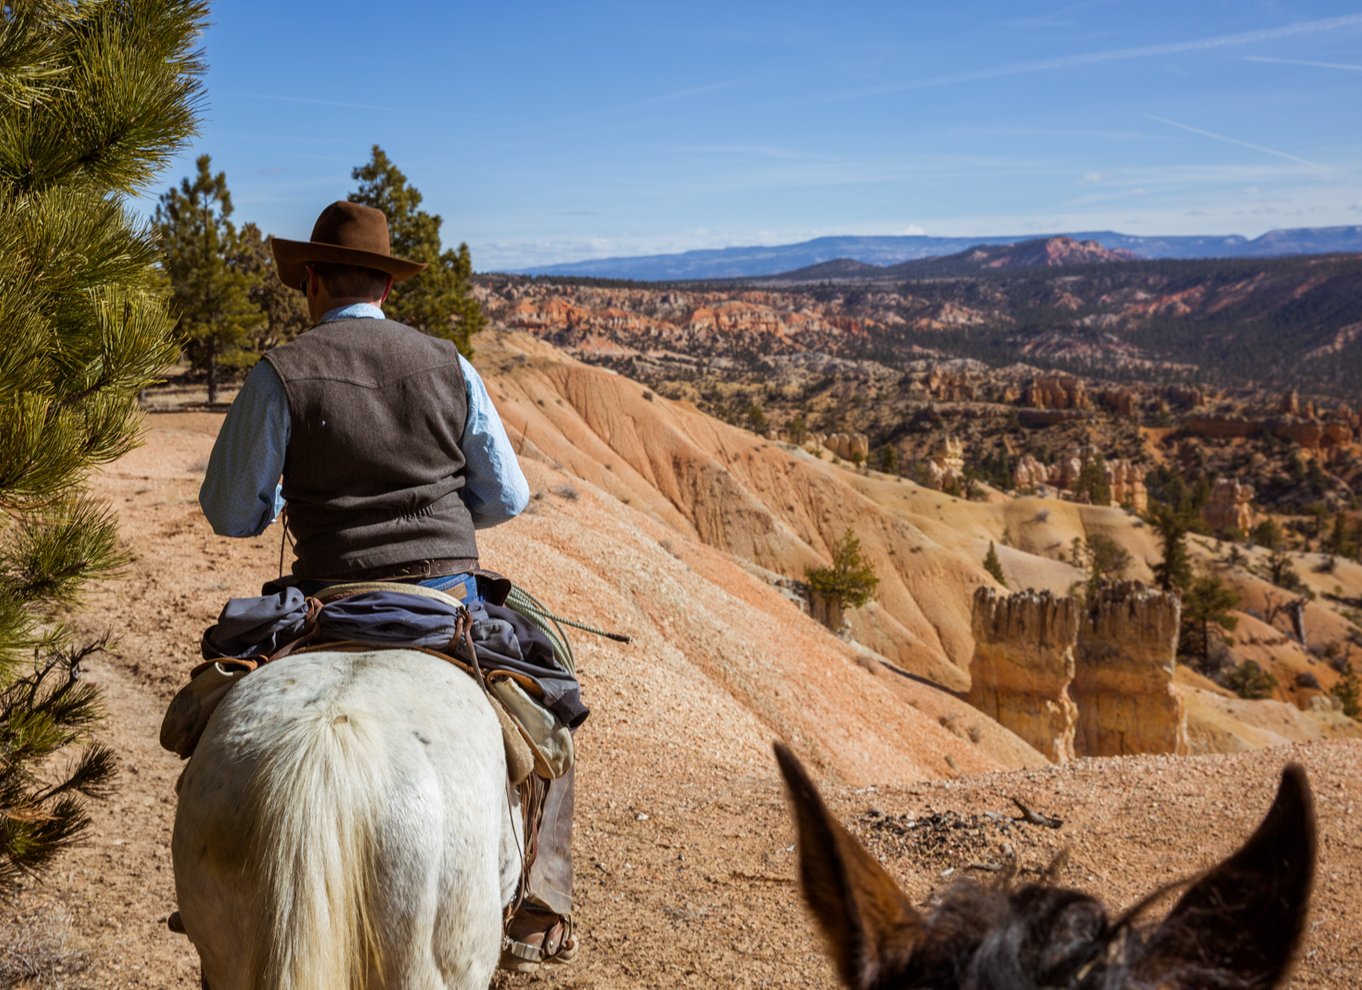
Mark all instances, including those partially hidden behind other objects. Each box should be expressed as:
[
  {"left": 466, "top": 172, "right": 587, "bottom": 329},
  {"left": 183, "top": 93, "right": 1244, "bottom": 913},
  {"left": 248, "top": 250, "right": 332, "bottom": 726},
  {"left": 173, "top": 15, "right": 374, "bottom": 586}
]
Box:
[{"left": 499, "top": 914, "right": 577, "bottom": 973}]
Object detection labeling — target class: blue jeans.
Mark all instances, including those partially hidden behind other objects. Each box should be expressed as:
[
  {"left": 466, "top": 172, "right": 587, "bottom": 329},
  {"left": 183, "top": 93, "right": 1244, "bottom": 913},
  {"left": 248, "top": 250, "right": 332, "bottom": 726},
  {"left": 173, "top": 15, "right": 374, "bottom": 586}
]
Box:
[{"left": 296, "top": 572, "right": 482, "bottom": 609}]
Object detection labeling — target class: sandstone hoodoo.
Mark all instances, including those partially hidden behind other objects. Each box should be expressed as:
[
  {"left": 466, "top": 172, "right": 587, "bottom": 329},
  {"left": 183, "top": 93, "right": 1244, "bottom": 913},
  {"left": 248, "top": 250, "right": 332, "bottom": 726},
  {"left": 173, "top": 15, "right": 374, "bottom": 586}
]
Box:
[
  {"left": 969, "top": 584, "right": 1192, "bottom": 762},
  {"left": 1072, "top": 582, "right": 1188, "bottom": 758},
  {"left": 1202, "top": 478, "right": 1256, "bottom": 536},
  {"left": 967, "top": 588, "right": 1080, "bottom": 763}
]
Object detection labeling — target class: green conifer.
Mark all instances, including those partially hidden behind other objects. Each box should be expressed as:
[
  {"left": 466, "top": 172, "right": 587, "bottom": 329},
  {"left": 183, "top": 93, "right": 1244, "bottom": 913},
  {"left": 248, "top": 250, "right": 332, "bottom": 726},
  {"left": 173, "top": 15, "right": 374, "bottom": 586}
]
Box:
[
  {"left": 350, "top": 146, "right": 486, "bottom": 354},
  {"left": 983, "top": 541, "right": 1007, "bottom": 587},
  {"left": 156, "top": 154, "right": 264, "bottom": 404},
  {"left": 0, "top": 0, "right": 205, "bottom": 893},
  {"left": 806, "top": 528, "right": 879, "bottom": 611}
]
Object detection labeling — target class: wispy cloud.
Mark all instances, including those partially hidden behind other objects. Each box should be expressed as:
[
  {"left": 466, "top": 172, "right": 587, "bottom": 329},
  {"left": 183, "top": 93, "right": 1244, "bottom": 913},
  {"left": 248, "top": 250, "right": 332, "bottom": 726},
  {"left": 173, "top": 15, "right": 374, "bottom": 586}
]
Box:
[
  {"left": 950, "top": 125, "right": 1158, "bottom": 142},
  {"left": 816, "top": 14, "right": 1362, "bottom": 102},
  {"left": 1142, "top": 114, "right": 1323, "bottom": 170},
  {"left": 1245, "top": 55, "right": 1362, "bottom": 72}
]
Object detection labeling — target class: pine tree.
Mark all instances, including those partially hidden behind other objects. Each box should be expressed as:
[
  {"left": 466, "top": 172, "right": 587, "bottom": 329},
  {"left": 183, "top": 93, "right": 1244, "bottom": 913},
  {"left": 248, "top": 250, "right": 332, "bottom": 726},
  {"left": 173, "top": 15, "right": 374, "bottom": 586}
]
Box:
[
  {"left": 983, "top": 541, "right": 1007, "bottom": 587},
  {"left": 350, "top": 146, "right": 486, "bottom": 354},
  {"left": 1074, "top": 453, "right": 1111, "bottom": 506},
  {"left": 156, "top": 154, "right": 263, "bottom": 404},
  {"left": 235, "top": 221, "right": 309, "bottom": 355},
  {"left": 1178, "top": 575, "right": 1240, "bottom": 674},
  {"left": 806, "top": 528, "right": 879, "bottom": 611},
  {"left": 0, "top": 0, "right": 206, "bottom": 893},
  {"left": 1151, "top": 506, "right": 1193, "bottom": 593}
]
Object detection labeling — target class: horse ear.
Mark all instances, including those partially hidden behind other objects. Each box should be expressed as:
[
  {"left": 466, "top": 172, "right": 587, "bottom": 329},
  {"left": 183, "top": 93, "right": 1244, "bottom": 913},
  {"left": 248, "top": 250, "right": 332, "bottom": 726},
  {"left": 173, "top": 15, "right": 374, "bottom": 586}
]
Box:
[
  {"left": 774, "top": 743, "right": 924, "bottom": 990},
  {"left": 1137, "top": 763, "right": 1316, "bottom": 990}
]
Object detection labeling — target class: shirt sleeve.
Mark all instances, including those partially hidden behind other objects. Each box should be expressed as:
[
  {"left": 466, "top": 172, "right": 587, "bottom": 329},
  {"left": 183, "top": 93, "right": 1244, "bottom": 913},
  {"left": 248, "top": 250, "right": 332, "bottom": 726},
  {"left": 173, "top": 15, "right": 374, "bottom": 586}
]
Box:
[
  {"left": 458, "top": 354, "right": 530, "bottom": 528},
  {"left": 199, "top": 360, "right": 290, "bottom": 537}
]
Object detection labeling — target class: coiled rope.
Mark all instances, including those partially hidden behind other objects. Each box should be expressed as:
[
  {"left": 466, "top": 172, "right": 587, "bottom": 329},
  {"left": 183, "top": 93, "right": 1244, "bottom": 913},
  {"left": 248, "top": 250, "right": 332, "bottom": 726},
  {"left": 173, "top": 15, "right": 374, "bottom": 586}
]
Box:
[{"left": 505, "top": 584, "right": 632, "bottom": 677}]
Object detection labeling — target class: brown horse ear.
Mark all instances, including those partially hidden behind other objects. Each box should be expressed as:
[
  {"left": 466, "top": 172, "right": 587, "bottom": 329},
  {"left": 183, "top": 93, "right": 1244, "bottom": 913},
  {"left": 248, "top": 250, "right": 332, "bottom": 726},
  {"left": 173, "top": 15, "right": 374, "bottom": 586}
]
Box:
[
  {"left": 1137, "top": 763, "right": 1316, "bottom": 990},
  {"left": 774, "top": 743, "right": 924, "bottom": 990}
]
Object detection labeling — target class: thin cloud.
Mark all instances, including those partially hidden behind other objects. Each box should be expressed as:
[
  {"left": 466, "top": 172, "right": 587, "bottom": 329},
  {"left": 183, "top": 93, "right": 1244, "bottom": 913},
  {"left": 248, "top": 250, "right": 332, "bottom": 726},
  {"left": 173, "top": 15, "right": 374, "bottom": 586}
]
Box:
[
  {"left": 951, "top": 125, "right": 1157, "bottom": 142},
  {"left": 816, "top": 14, "right": 1362, "bottom": 102},
  {"left": 1245, "top": 55, "right": 1362, "bottom": 72},
  {"left": 1142, "top": 114, "right": 1323, "bottom": 170}
]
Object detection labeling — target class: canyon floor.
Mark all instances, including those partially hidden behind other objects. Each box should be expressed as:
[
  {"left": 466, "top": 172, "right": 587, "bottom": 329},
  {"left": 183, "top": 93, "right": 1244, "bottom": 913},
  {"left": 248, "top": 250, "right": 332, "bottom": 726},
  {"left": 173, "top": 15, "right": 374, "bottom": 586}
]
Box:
[{"left": 4, "top": 335, "right": 1361, "bottom": 988}]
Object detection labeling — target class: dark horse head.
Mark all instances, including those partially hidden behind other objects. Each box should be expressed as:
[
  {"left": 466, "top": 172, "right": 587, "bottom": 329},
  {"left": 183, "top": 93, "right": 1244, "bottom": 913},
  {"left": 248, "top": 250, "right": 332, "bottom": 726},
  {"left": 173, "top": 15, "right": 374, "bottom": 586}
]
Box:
[{"left": 775, "top": 744, "right": 1315, "bottom": 990}]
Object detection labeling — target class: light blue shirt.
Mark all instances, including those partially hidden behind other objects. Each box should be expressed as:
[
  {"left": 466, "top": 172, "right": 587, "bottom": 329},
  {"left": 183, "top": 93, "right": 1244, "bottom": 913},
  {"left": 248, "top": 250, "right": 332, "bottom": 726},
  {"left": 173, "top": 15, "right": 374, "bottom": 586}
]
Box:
[{"left": 199, "top": 303, "right": 530, "bottom": 538}]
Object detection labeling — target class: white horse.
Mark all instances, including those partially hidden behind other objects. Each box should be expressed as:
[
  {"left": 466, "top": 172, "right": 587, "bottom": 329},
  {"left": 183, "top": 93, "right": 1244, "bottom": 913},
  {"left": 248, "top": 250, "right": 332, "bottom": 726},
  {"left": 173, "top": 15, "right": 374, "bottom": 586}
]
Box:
[{"left": 172, "top": 649, "right": 522, "bottom": 990}]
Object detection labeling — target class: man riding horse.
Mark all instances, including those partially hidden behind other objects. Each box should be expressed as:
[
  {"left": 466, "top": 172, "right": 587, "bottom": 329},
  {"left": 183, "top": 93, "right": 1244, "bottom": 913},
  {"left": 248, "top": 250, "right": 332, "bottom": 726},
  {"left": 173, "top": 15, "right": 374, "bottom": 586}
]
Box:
[{"left": 196, "top": 200, "right": 577, "bottom": 970}]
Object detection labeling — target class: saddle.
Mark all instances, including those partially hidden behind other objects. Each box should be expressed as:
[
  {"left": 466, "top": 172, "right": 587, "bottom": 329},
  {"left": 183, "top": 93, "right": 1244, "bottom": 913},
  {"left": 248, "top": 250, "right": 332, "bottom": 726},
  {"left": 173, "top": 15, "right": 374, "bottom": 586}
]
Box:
[{"left": 159, "top": 581, "right": 576, "bottom": 787}]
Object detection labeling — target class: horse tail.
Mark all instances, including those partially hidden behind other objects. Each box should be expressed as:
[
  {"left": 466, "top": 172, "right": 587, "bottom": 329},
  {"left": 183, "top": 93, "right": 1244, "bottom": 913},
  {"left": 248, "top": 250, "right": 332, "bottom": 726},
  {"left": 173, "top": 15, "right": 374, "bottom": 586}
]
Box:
[{"left": 246, "top": 701, "right": 388, "bottom": 989}]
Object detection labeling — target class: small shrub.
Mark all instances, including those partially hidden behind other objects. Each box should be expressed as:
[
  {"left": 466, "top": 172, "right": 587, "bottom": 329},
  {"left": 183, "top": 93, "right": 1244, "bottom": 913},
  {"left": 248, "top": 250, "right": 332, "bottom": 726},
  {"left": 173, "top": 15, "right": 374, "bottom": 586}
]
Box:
[
  {"left": 1219, "top": 661, "right": 1277, "bottom": 700},
  {"left": 550, "top": 484, "right": 579, "bottom": 501},
  {"left": 1332, "top": 661, "right": 1360, "bottom": 719}
]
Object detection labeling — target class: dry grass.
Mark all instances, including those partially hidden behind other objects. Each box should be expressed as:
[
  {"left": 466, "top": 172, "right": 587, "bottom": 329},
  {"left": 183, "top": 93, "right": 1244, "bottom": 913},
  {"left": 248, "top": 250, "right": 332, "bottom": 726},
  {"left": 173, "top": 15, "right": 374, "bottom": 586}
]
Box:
[{"left": 0, "top": 907, "right": 90, "bottom": 989}]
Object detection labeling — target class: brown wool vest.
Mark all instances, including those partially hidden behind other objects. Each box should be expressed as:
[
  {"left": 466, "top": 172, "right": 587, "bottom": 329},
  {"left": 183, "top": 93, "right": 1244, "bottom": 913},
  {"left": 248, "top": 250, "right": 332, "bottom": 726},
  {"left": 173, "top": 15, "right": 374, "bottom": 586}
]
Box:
[{"left": 264, "top": 318, "right": 478, "bottom": 578}]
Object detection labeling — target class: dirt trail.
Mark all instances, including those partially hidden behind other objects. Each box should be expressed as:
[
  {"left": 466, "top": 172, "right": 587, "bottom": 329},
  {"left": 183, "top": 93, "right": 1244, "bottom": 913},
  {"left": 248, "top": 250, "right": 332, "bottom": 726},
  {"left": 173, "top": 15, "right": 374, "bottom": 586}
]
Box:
[{"left": 5, "top": 405, "right": 1361, "bottom": 989}]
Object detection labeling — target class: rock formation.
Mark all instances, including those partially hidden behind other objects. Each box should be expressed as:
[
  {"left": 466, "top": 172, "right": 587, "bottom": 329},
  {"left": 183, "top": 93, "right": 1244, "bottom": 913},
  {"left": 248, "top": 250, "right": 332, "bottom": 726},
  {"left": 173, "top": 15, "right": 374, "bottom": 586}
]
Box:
[
  {"left": 823, "top": 432, "right": 870, "bottom": 462},
  {"left": 1025, "top": 376, "right": 1088, "bottom": 410},
  {"left": 969, "top": 584, "right": 1191, "bottom": 762},
  {"left": 1009, "top": 447, "right": 1146, "bottom": 510},
  {"left": 1106, "top": 459, "right": 1148, "bottom": 512},
  {"left": 1012, "top": 453, "right": 1048, "bottom": 491},
  {"left": 1072, "top": 583, "right": 1188, "bottom": 757},
  {"left": 921, "top": 436, "right": 965, "bottom": 491},
  {"left": 1098, "top": 387, "right": 1138, "bottom": 417},
  {"left": 1201, "top": 478, "right": 1255, "bottom": 535},
  {"left": 967, "top": 588, "right": 1079, "bottom": 762}
]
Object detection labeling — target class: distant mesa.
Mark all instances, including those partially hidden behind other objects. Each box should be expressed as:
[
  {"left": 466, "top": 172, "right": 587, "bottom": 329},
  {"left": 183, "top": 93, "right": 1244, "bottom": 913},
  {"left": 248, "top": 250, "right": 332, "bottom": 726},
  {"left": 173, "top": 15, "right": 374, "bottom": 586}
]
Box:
[
  {"left": 769, "top": 236, "right": 1138, "bottom": 281},
  {"left": 773, "top": 257, "right": 884, "bottom": 280},
  {"left": 507, "top": 225, "right": 1362, "bottom": 281}
]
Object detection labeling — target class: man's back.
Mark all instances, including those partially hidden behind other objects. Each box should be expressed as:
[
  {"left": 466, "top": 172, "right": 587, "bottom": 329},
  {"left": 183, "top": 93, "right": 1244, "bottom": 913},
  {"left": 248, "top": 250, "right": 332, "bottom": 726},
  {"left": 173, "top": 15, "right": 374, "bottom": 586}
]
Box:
[{"left": 265, "top": 317, "right": 477, "bottom": 578}]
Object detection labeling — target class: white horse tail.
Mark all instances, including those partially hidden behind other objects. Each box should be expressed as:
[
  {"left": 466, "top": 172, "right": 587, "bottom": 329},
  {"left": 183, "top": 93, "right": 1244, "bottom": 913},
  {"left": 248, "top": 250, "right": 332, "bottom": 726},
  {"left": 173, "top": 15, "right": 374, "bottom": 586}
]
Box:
[{"left": 246, "top": 701, "right": 387, "bottom": 990}]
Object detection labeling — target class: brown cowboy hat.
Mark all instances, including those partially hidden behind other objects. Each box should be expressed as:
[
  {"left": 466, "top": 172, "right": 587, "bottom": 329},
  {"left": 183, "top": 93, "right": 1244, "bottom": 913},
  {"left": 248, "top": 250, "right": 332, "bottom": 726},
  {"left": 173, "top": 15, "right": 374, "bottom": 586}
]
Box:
[{"left": 271, "top": 200, "right": 426, "bottom": 290}]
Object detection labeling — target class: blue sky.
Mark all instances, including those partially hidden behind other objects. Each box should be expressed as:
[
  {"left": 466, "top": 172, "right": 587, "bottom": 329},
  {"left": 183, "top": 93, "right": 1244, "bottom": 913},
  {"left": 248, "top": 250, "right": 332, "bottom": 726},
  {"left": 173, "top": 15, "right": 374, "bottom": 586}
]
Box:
[{"left": 139, "top": 1, "right": 1362, "bottom": 271}]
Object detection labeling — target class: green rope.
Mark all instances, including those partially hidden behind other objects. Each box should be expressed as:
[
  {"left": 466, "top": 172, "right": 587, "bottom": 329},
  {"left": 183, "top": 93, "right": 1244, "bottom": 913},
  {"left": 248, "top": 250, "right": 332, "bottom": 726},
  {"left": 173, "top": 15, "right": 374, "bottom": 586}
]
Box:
[{"left": 504, "top": 585, "right": 633, "bottom": 678}]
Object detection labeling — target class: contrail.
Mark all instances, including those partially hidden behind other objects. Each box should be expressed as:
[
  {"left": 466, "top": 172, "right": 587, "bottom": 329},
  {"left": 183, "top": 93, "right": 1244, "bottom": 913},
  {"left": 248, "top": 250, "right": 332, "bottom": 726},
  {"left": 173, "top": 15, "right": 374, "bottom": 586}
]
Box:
[
  {"left": 1246, "top": 55, "right": 1362, "bottom": 72},
  {"left": 1143, "top": 114, "right": 1322, "bottom": 170},
  {"left": 819, "top": 14, "right": 1362, "bottom": 100}
]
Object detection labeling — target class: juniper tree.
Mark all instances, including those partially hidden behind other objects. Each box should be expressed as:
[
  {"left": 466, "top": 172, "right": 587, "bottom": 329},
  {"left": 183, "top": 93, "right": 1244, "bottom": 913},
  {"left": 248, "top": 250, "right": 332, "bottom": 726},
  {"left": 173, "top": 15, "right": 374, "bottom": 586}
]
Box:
[
  {"left": 156, "top": 154, "right": 263, "bottom": 403},
  {"left": 806, "top": 528, "right": 879, "bottom": 611},
  {"left": 350, "top": 145, "right": 486, "bottom": 354},
  {"left": 0, "top": 0, "right": 205, "bottom": 893}
]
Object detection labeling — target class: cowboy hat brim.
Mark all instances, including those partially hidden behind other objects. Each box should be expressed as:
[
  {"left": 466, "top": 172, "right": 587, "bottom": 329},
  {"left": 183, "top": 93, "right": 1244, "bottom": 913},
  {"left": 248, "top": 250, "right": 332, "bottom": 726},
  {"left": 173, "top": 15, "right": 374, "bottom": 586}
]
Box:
[{"left": 271, "top": 237, "right": 427, "bottom": 291}]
